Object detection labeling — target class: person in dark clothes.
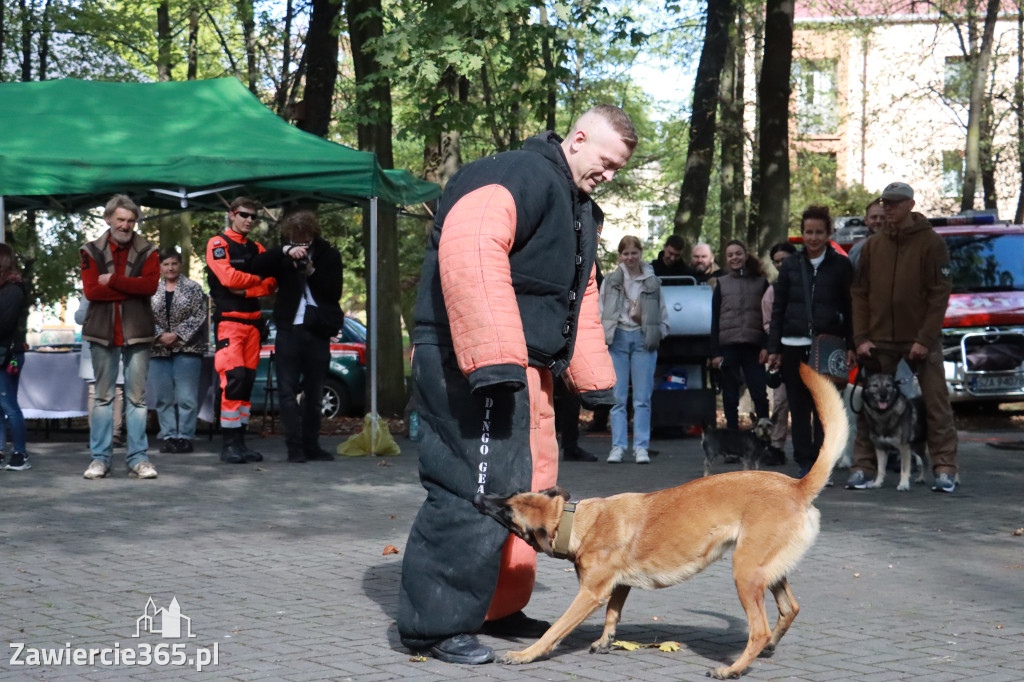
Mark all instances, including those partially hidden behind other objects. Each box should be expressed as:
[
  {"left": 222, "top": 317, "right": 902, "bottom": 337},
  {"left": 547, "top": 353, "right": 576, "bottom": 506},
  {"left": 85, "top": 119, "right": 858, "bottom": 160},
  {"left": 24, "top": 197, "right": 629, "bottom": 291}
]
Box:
[
  {"left": 243, "top": 211, "right": 344, "bottom": 463},
  {"left": 651, "top": 233, "right": 698, "bottom": 279}
]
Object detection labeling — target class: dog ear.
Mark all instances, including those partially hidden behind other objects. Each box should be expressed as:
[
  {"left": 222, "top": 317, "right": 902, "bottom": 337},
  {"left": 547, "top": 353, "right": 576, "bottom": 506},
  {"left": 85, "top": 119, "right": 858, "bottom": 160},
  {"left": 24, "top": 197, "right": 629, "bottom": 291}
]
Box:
[{"left": 538, "top": 486, "right": 571, "bottom": 501}]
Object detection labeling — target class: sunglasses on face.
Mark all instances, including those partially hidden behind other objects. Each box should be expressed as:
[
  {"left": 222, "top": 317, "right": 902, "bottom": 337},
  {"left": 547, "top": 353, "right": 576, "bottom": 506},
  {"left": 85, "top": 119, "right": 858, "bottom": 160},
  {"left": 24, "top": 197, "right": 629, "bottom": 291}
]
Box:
[{"left": 234, "top": 210, "right": 258, "bottom": 220}]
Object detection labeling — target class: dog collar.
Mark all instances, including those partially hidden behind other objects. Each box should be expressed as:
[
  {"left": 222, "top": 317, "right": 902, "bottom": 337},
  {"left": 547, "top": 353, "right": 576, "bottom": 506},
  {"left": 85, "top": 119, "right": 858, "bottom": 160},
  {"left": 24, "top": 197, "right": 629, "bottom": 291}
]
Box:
[{"left": 552, "top": 501, "right": 576, "bottom": 560}]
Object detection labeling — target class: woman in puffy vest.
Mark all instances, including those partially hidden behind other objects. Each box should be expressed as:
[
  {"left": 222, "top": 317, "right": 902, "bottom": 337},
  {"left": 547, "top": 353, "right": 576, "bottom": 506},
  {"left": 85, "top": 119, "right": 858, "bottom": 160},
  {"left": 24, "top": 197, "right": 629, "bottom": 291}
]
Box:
[
  {"left": 599, "top": 235, "right": 668, "bottom": 464},
  {"left": 710, "top": 239, "right": 770, "bottom": 430}
]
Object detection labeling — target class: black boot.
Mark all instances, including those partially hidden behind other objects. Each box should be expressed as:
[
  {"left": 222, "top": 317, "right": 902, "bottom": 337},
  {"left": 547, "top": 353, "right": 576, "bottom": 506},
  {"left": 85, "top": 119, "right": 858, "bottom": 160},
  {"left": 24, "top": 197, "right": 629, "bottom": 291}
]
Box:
[
  {"left": 220, "top": 428, "right": 246, "bottom": 464},
  {"left": 238, "top": 429, "right": 263, "bottom": 462},
  {"left": 303, "top": 442, "right": 335, "bottom": 461}
]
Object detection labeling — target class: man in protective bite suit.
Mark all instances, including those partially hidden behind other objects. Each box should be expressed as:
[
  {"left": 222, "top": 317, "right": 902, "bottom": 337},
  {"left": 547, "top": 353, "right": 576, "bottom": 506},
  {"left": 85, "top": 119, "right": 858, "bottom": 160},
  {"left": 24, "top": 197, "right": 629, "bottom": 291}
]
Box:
[{"left": 398, "top": 105, "right": 637, "bottom": 664}]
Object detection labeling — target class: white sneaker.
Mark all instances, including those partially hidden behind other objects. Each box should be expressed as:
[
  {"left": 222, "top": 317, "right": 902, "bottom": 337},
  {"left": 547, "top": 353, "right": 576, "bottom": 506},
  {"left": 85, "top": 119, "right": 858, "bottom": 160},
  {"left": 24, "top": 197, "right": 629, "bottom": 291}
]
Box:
[
  {"left": 83, "top": 460, "right": 110, "bottom": 479},
  {"left": 634, "top": 448, "right": 650, "bottom": 464},
  {"left": 607, "top": 446, "right": 624, "bottom": 463},
  {"left": 128, "top": 460, "right": 158, "bottom": 479}
]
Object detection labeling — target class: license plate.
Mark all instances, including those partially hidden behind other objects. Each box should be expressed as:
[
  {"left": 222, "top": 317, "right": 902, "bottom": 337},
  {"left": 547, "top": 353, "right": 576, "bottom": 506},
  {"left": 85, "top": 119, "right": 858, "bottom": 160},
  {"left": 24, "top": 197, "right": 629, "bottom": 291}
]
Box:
[{"left": 968, "top": 373, "right": 1024, "bottom": 392}]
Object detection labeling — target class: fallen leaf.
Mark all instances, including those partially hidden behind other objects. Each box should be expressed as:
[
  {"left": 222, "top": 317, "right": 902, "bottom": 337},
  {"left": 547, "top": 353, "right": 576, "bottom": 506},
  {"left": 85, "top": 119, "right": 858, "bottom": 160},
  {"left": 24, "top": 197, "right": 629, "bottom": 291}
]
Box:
[
  {"left": 652, "top": 616, "right": 659, "bottom": 621},
  {"left": 996, "top": 624, "right": 1004, "bottom": 629},
  {"left": 658, "top": 641, "right": 681, "bottom": 652},
  {"left": 382, "top": 545, "right": 400, "bottom": 555},
  {"left": 854, "top": 572, "right": 861, "bottom": 578},
  {"left": 409, "top": 655, "right": 428, "bottom": 662},
  {"left": 1013, "top": 528, "right": 1023, "bottom": 536},
  {"left": 613, "top": 640, "right": 642, "bottom": 651}
]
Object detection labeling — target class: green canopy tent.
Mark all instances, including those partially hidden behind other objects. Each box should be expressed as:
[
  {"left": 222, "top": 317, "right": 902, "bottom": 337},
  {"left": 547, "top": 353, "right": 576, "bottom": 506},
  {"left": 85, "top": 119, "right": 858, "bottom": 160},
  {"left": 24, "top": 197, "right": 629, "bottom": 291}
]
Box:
[{"left": 0, "top": 78, "right": 441, "bottom": 437}]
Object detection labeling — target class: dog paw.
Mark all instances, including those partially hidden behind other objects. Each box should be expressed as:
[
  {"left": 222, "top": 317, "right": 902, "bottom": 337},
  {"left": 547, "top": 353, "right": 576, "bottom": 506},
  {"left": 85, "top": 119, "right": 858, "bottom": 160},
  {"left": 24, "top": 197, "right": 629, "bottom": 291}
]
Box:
[
  {"left": 499, "top": 651, "right": 532, "bottom": 665},
  {"left": 865, "top": 480, "right": 883, "bottom": 489},
  {"left": 589, "top": 641, "right": 612, "bottom": 655},
  {"left": 758, "top": 644, "right": 776, "bottom": 658},
  {"left": 707, "top": 667, "right": 740, "bottom": 679},
  {"left": 897, "top": 482, "right": 910, "bottom": 492}
]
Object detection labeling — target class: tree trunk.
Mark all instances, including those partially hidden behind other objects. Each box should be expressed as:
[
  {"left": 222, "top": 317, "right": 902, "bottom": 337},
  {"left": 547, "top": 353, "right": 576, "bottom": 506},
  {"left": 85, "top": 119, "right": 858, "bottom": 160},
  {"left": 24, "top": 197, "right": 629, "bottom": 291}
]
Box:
[
  {"left": 422, "top": 66, "right": 463, "bottom": 189},
  {"left": 187, "top": 4, "right": 199, "bottom": 81},
  {"left": 237, "top": 0, "right": 257, "bottom": 93},
  {"left": 0, "top": 0, "right": 5, "bottom": 83},
  {"left": 539, "top": 3, "right": 557, "bottom": 131},
  {"left": 274, "top": 0, "right": 294, "bottom": 117},
  {"left": 38, "top": 0, "right": 51, "bottom": 79},
  {"left": 300, "top": 0, "right": 340, "bottom": 139},
  {"left": 157, "top": 2, "right": 172, "bottom": 81},
  {"left": 346, "top": 0, "right": 406, "bottom": 417},
  {"left": 1016, "top": 2, "right": 1024, "bottom": 223},
  {"left": 719, "top": 8, "right": 738, "bottom": 255},
  {"left": 756, "top": 0, "right": 794, "bottom": 250},
  {"left": 733, "top": 3, "right": 748, "bottom": 245},
  {"left": 747, "top": 2, "right": 765, "bottom": 247},
  {"left": 19, "top": 0, "right": 30, "bottom": 81},
  {"left": 960, "top": 0, "right": 1000, "bottom": 211},
  {"left": 674, "top": 0, "right": 735, "bottom": 246}
]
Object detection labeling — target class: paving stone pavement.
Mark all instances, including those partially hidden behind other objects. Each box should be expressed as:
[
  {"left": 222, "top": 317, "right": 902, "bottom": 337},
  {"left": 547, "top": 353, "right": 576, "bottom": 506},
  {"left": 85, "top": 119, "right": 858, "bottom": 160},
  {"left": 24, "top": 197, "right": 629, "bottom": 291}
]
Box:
[{"left": 1, "top": 424, "right": 1022, "bottom": 681}]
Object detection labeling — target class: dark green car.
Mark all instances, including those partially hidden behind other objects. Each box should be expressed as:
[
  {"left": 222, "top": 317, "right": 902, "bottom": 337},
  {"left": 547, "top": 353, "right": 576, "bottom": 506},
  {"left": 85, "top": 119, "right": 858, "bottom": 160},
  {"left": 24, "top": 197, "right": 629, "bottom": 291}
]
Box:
[{"left": 250, "top": 317, "right": 367, "bottom": 419}]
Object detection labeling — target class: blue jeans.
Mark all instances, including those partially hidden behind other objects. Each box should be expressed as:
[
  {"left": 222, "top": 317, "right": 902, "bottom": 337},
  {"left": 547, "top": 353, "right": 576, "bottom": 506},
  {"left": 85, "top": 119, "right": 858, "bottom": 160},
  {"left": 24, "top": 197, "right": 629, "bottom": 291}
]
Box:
[
  {"left": 609, "top": 329, "right": 657, "bottom": 451},
  {"left": 90, "top": 342, "right": 150, "bottom": 468},
  {"left": 150, "top": 354, "right": 202, "bottom": 440},
  {"left": 0, "top": 352, "right": 27, "bottom": 453}
]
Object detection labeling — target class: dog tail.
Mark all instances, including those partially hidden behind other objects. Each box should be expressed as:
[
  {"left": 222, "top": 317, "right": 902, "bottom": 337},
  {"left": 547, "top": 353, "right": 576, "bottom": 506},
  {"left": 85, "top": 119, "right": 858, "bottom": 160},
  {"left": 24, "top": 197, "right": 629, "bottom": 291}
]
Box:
[{"left": 797, "top": 363, "right": 850, "bottom": 501}]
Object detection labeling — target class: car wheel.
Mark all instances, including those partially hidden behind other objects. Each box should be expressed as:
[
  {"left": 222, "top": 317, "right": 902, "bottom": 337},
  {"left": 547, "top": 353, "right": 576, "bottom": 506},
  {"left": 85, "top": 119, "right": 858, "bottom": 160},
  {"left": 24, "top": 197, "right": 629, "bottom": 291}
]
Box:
[{"left": 322, "top": 378, "right": 351, "bottom": 419}]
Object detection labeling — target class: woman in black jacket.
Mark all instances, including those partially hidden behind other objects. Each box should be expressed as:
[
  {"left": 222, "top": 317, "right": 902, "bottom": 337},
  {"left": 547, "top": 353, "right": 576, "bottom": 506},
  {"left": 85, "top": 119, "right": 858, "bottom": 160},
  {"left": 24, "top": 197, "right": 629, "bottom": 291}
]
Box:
[
  {"left": 767, "top": 205, "right": 854, "bottom": 477},
  {"left": 0, "top": 244, "right": 30, "bottom": 471}
]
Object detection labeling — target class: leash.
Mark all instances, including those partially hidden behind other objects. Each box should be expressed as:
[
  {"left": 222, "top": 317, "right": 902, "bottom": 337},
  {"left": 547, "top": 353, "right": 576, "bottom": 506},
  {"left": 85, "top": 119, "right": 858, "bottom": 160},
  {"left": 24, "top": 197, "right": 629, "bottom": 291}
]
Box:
[{"left": 551, "top": 501, "right": 576, "bottom": 560}]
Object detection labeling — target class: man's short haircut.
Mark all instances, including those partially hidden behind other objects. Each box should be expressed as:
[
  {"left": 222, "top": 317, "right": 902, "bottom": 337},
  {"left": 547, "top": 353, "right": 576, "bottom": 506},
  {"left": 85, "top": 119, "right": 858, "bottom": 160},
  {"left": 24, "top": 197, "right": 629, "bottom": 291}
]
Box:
[
  {"left": 769, "top": 241, "right": 797, "bottom": 258},
  {"left": 692, "top": 242, "right": 712, "bottom": 255},
  {"left": 104, "top": 194, "right": 140, "bottom": 220},
  {"left": 158, "top": 247, "right": 182, "bottom": 262},
  {"left": 865, "top": 197, "right": 882, "bottom": 214},
  {"left": 229, "top": 196, "right": 262, "bottom": 213},
  {"left": 664, "top": 234, "right": 686, "bottom": 250},
  {"left": 801, "top": 204, "right": 834, "bottom": 235},
  {"left": 583, "top": 104, "right": 638, "bottom": 151},
  {"left": 281, "top": 210, "right": 320, "bottom": 243}
]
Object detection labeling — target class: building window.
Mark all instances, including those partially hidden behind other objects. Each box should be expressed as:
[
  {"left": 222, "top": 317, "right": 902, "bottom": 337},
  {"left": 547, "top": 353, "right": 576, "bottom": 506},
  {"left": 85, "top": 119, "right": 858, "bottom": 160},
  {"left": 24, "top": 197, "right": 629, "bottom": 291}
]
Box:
[
  {"left": 943, "top": 56, "right": 971, "bottom": 105},
  {"left": 942, "top": 150, "right": 964, "bottom": 197},
  {"left": 794, "top": 59, "right": 838, "bottom": 135}
]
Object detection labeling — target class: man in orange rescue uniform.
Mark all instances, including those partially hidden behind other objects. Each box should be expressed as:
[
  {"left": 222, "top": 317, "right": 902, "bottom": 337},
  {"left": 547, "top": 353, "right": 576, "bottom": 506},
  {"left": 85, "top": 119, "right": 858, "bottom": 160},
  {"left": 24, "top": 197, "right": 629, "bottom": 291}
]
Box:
[
  {"left": 206, "top": 197, "right": 276, "bottom": 463},
  {"left": 398, "top": 105, "right": 637, "bottom": 664}
]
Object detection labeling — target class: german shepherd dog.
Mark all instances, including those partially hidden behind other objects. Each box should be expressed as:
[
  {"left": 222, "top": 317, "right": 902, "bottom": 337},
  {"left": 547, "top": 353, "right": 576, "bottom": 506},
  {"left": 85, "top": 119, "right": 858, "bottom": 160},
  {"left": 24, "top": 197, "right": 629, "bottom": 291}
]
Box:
[
  {"left": 859, "top": 371, "right": 928, "bottom": 491},
  {"left": 473, "top": 365, "right": 848, "bottom": 679},
  {"left": 700, "top": 417, "right": 774, "bottom": 476}
]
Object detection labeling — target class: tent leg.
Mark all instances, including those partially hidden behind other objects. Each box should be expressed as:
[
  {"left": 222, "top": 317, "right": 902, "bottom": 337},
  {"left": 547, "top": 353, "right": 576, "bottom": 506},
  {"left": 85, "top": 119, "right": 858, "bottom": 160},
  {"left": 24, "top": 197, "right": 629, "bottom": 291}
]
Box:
[{"left": 369, "top": 197, "right": 378, "bottom": 450}]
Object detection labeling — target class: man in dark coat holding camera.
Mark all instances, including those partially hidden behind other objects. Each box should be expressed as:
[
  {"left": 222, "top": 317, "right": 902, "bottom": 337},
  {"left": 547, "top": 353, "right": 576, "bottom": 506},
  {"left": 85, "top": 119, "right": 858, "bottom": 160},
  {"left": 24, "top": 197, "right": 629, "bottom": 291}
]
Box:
[{"left": 244, "top": 211, "right": 344, "bottom": 462}]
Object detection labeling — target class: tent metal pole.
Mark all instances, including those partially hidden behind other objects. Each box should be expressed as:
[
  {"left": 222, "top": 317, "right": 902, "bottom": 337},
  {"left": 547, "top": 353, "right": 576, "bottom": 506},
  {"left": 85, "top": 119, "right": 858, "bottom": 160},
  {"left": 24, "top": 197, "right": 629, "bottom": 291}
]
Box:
[
  {"left": 0, "top": 196, "right": 5, "bottom": 243},
  {"left": 369, "top": 197, "right": 378, "bottom": 449}
]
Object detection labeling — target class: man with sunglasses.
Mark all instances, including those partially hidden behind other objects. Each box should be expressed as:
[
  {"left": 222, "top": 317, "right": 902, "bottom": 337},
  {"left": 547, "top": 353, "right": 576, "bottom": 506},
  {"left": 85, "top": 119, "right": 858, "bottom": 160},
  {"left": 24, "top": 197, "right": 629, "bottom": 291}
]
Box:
[
  {"left": 847, "top": 182, "right": 958, "bottom": 493},
  {"left": 206, "top": 197, "right": 277, "bottom": 464}
]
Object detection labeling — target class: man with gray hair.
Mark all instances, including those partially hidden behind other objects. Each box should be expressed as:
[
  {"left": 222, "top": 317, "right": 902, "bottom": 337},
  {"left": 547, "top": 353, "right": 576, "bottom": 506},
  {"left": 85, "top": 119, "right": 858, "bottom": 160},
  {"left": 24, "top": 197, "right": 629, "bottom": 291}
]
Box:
[
  {"left": 846, "top": 182, "right": 958, "bottom": 493},
  {"left": 80, "top": 194, "right": 160, "bottom": 479}
]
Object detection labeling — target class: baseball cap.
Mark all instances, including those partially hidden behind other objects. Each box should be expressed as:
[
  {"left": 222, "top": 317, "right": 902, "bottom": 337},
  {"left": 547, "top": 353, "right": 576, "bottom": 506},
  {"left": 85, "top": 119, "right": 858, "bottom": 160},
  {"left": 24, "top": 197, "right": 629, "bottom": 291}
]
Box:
[{"left": 880, "top": 182, "right": 914, "bottom": 201}]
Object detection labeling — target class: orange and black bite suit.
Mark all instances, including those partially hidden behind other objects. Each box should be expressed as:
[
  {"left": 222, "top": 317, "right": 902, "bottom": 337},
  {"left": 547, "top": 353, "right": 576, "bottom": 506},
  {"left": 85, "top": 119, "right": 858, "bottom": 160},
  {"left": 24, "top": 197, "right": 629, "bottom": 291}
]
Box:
[{"left": 398, "top": 132, "right": 616, "bottom": 650}]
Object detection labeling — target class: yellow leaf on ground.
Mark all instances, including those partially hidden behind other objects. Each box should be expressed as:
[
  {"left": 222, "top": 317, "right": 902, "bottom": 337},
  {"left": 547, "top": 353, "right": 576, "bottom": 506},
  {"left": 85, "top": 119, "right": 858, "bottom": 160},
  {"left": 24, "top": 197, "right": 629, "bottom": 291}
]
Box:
[
  {"left": 658, "top": 641, "right": 681, "bottom": 652},
  {"left": 612, "top": 640, "right": 642, "bottom": 651}
]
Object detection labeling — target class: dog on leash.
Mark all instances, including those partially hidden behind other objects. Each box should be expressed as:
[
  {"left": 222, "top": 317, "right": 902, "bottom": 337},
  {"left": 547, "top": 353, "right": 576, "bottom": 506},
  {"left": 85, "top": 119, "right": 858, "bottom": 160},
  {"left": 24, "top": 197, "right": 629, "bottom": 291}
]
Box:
[
  {"left": 700, "top": 417, "right": 774, "bottom": 476},
  {"left": 859, "top": 371, "right": 928, "bottom": 491},
  {"left": 473, "top": 365, "right": 848, "bottom": 679}
]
